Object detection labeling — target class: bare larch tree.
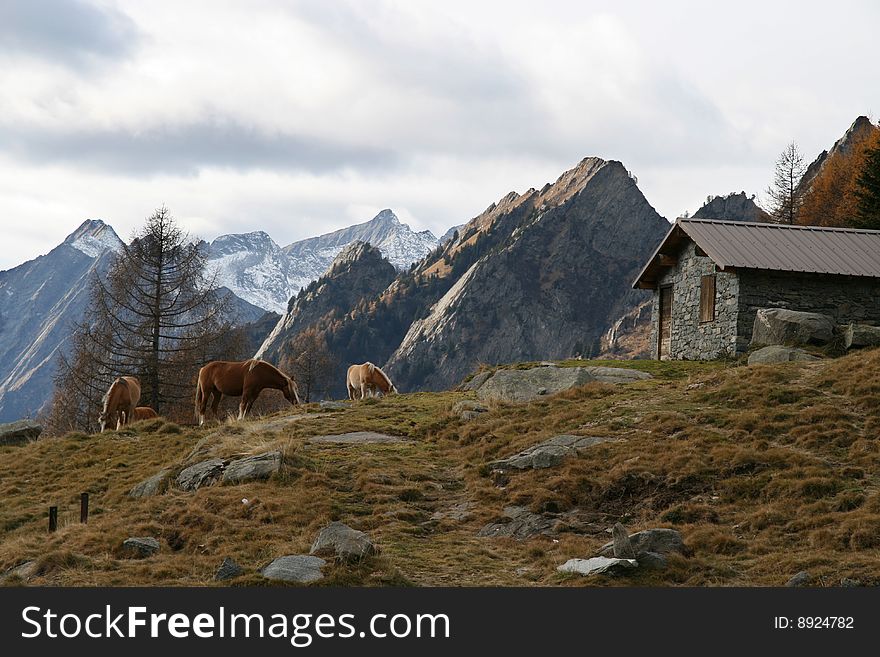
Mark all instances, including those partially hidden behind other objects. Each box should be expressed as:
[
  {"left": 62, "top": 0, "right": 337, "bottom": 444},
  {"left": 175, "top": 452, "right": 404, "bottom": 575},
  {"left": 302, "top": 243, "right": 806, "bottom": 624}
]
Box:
[{"left": 766, "top": 142, "right": 807, "bottom": 224}]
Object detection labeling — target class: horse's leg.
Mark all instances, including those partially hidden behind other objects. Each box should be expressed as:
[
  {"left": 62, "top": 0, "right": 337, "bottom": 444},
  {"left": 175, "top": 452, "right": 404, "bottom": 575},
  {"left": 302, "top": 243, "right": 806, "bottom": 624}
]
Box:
[
  {"left": 238, "top": 389, "right": 252, "bottom": 420},
  {"left": 347, "top": 383, "right": 355, "bottom": 400},
  {"left": 210, "top": 390, "right": 222, "bottom": 423}
]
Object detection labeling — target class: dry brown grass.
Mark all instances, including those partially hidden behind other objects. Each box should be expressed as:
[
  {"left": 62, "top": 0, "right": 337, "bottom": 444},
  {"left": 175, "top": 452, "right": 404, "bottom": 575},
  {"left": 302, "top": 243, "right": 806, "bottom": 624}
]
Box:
[{"left": 2, "top": 352, "right": 880, "bottom": 587}]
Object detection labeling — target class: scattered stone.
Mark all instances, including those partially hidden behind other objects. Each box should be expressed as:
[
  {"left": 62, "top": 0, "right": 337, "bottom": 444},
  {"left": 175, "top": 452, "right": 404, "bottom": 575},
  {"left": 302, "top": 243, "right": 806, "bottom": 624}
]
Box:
[
  {"left": 611, "top": 523, "right": 636, "bottom": 559},
  {"left": 1, "top": 560, "right": 38, "bottom": 582},
  {"left": 750, "top": 308, "right": 836, "bottom": 347},
  {"left": 121, "top": 537, "right": 160, "bottom": 559},
  {"left": 477, "top": 506, "right": 554, "bottom": 540},
  {"left": 319, "top": 401, "right": 349, "bottom": 410},
  {"left": 470, "top": 366, "right": 651, "bottom": 402},
  {"left": 747, "top": 345, "right": 820, "bottom": 365},
  {"left": 0, "top": 420, "right": 42, "bottom": 446},
  {"left": 310, "top": 522, "right": 376, "bottom": 562},
  {"left": 453, "top": 400, "right": 488, "bottom": 422},
  {"left": 840, "top": 578, "right": 862, "bottom": 587},
  {"left": 557, "top": 557, "right": 637, "bottom": 576},
  {"left": 129, "top": 468, "right": 173, "bottom": 498},
  {"left": 459, "top": 410, "right": 484, "bottom": 421},
  {"left": 176, "top": 458, "right": 227, "bottom": 491},
  {"left": 261, "top": 555, "right": 326, "bottom": 583},
  {"left": 430, "top": 502, "right": 474, "bottom": 522},
  {"left": 308, "top": 432, "right": 406, "bottom": 445},
  {"left": 222, "top": 451, "right": 281, "bottom": 485},
  {"left": 844, "top": 323, "right": 880, "bottom": 350},
  {"left": 785, "top": 571, "right": 812, "bottom": 587},
  {"left": 491, "top": 435, "right": 617, "bottom": 471},
  {"left": 215, "top": 557, "right": 245, "bottom": 581},
  {"left": 636, "top": 551, "right": 668, "bottom": 570},
  {"left": 599, "top": 528, "right": 685, "bottom": 557}
]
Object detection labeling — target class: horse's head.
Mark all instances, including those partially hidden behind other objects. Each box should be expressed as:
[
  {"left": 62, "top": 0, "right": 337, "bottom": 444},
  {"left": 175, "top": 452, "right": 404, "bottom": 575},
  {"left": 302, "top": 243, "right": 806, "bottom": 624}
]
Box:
[{"left": 283, "top": 376, "right": 302, "bottom": 405}]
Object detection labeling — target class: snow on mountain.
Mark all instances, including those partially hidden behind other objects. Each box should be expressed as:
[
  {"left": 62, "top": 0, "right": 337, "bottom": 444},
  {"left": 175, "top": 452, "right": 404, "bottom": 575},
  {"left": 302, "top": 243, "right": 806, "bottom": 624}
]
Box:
[
  {"left": 63, "top": 219, "right": 124, "bottom": 258},
  {"left": 207, "top": 210, "right": 439, "bottom": 314}
]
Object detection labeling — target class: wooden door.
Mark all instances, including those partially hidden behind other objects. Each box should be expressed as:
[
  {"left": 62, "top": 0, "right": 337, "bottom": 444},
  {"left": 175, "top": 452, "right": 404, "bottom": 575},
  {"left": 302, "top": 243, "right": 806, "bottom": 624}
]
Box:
[{"left": 658, "top": 285, "right": 673, "bottom": 360}]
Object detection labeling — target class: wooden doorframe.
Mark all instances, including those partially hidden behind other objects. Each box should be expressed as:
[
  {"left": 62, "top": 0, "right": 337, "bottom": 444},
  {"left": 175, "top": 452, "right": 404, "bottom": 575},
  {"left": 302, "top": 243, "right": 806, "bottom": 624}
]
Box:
[{"left": 658, "top": 284, "right": 673, "bottom": 360}]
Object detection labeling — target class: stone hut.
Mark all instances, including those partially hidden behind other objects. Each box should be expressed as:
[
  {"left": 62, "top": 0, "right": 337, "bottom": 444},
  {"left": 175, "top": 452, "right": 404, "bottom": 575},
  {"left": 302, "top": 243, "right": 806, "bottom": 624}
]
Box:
[{"left": 632, "top": 218, "right": 880, "bottom": 360}]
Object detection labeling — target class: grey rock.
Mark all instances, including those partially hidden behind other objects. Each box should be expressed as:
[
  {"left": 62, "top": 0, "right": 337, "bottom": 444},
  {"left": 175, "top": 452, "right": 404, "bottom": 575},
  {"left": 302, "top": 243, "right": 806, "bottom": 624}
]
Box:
[
  {"left": 599, "top": 528, "right": 685, "bottom": 557},
  {"left": 215, "top": 557, "right": 244, "bottom": 581},
  {"left": 452, "top": 400, "right": 488, "bottom": 414},
  {"left": 176, "top": 458, "right": 226, "bottom": 491},
  {"left": 491, "top": 434, "right": 616, "bottom": 470},
  {"left": 477, "top": 506, "right": 554, "bottom": 540},
  {"left": 222, "top": 451, "right": 281, "bottom": 485},
  {"left": 308, "top": 431, "right": 406, "bottom": 445},
  {"left": 310, "top": 522, "right": 376, "bottom": 562},
  {"left": 319, "top": 401, "right": 349, "bottom": 410},
  {"left": 460, "top": 371, "right": 492, "bottom": 392},
  {"left": 748, "top": 345, "right": 819, "bottom": 365},
  {"left": 840, "top": 578, "right": 862, "bottom": 587},
  {"left": 611, "top": 523, "right": 636, "bottom": 559},
  {"left": 786, "top": 571, "right": 812, "bottom": 587},
  {"left": 129, "top": 468, "right": 173, "bottom": 498},
  {"left": 844, "top": 323, "right": 880, "bottom": 350},
  {"left": 636, "top": 551, "right": 668, "bottom": 570},
  {"left": 0, "top": 420, "right": 42, "bottom": 446},
  {"left": 472, "top": 366, "right": 651, "bottom": 403},
  {"left": 557, "top": 557, "right": 638, "bottom": 576},
  {"left": 430, "top": 502, "right": 474, "bottom": 522},
  {"left": 750, "top": 308, "right": 836, "bottom": 347},
  {"left": 261, "top": 555, "right": 326, "bottom": 583},
  {"left": 121, "top": 537, "right": 160, "bottom": 558},
  {"left": 459, "top": 410, "right": 483, "bottom": 422},
  {"left": 1, "top": 560, "right": 38, "bottom": 582}
]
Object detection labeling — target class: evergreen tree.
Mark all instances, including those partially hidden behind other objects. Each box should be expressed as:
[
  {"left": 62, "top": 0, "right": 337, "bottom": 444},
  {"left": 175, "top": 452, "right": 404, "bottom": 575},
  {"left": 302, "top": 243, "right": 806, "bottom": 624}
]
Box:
[{"left": 854, "top": 140, "right": 880, "bottom": 229}]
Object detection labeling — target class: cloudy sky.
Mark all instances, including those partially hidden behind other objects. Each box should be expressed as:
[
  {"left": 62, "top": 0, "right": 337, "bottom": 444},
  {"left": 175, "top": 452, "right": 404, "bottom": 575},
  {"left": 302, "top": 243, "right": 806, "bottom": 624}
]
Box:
[{"left": 1, "top": 0, "right": 878, "bottom": 269}]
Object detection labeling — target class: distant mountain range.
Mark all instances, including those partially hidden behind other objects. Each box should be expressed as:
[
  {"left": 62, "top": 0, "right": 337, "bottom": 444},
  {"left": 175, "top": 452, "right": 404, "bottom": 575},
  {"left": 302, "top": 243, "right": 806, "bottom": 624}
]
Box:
[
  {"left": 206, "top": 209, "right": 439, "bottom": 314},
  {"left": 0, "top": 211, "right": 443, "bottom": 421}
]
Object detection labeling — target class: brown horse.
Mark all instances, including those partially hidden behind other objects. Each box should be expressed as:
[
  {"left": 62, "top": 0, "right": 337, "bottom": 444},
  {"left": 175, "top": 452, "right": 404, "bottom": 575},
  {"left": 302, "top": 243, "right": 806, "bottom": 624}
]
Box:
[
  {"left": 98, "top": 376, "right": 141, "bottom": 432},
  {"left": 346, "top": 362, "right": 397, "bottom": 400},
  {"left": 131, "top": 406, "right": 159, "bottom": 422},
  {"left": 195, "top": 359, "right": 301, "bottom": 425}
]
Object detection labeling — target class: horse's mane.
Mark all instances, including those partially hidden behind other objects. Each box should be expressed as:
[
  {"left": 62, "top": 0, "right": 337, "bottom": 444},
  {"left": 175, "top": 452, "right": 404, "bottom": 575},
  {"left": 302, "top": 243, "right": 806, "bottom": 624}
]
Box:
[
  {"left": 101, "top": 377, "right": 127, "bottom": 413},
  {"left": 247, "top": 359, "right": 261, "bottom": 372},
  {"left": 370, "top": 363, "right": 393, "bottom": 389}
]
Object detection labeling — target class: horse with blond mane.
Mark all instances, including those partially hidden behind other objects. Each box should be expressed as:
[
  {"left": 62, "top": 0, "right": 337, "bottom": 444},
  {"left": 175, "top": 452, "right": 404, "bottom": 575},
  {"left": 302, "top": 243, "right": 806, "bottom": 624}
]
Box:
[
  {"left": 195, "top": 359, "right": 301, "bottom": 425},
  {"left": 98, "top": 376, "right": 141, "bottom": 432},
  {"left": 346, "top": 362, "right": 397, "bottom": 400}
]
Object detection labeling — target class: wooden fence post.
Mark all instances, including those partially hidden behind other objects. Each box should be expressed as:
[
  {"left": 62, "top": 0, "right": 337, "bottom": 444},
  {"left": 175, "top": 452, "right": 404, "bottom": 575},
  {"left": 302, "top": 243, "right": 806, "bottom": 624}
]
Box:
[
  {"left": 48, "top": 506, "right": 57, "bottom": 532},
  {"left": 80, "top": 492, "right": 89, "bottom": 524}
]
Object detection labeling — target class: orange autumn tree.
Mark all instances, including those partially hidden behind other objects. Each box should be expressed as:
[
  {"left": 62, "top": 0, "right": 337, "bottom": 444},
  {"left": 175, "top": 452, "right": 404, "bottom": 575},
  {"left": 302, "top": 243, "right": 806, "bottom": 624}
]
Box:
[{"left": 798, "top": 127, "right": 880, "bottom": 227}]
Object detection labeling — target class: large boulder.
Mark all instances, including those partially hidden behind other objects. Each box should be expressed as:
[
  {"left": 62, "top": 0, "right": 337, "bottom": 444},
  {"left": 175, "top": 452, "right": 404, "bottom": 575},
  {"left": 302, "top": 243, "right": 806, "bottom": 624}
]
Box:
[
  {"left": 261, "top": 555, "right": 325, "bottom": 583},
  {"left": 750, "top": 308, "right": 836, "bottom": 347},
  {"left": 176, "top": 458, "right": 226, "bottom": 491},
  {"left": 129, "top": 469, "right": 173, "bottom": 498},
  {"left": 599, "top": 528, "right": 685, "bottom": 557},
  {"left": 748, "top": 345, "right": 820, "bottom": 365},
  {"left": 0, "top": 420, "right": 42, "bottom": 446},
  {"left": 844, "top": 323, "right": 880, "bottom": 350},
  {"left": 558, "top": 557, "right": 637, "bottom": 576},
  {"left": 477, "top": 506, "right": 554, "bottom": 540},
  {"left": 490, "top": 435, "right": 616, "bottom": 471},
  {"left": 467, "top": 366, "right": 651, "bottom": 403},
  {"left": 222, "top": 451, "right": 281, "bottom": 485},
  {"left": 310, "top": 522, "right": 376, "bottom": 562}
]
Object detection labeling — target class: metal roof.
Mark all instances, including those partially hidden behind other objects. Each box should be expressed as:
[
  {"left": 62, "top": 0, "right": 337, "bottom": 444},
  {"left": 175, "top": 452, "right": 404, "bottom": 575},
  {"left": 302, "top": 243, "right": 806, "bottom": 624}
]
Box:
[{"left": 633, "top": 218, "right": 880, "bottom": 289}]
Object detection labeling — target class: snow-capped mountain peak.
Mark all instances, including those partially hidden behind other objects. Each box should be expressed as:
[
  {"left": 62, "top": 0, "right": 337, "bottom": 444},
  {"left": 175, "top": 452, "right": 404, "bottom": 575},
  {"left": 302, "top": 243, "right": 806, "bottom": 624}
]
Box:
[{"left": 63, "top": 219, "right": 124, "bottom": 258}]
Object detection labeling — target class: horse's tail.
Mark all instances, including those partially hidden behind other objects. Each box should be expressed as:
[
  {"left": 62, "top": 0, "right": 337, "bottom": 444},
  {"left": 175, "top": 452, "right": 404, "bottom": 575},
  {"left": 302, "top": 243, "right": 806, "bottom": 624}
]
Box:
[{"left": 194, "top": 373, "right": 203, "bottom": 422}]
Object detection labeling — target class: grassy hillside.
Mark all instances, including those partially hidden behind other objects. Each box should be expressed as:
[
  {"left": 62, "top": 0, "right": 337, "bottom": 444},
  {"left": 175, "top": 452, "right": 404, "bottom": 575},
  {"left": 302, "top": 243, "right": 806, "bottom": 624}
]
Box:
[{"left": 2, "top": 351, "right": 879, "bottom": 587}]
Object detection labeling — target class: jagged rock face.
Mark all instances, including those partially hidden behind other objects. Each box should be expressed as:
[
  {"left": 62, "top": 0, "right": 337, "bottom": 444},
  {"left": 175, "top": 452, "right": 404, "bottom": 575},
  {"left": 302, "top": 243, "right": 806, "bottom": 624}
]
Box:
[
  {"left": 693, "top": 192, "right": 769, "bottom": 222},
  {"left": 384, "top": 159, "right": 669, "bottom": 391},
  {"left": 256, "top": 242, "right": 397, "bottom": 367},
  {"left": 799, "top": 116, "right": 878, "bottom": 194},
  {"left": 0, "top": 220, "right": 121, "bottom": 422}
]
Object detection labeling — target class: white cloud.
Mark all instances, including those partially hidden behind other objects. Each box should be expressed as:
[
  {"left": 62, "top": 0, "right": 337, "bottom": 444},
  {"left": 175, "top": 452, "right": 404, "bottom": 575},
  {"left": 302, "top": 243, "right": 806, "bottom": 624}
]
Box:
[{"left": 1, "top": 0, "right": 879, "bottom": 270}]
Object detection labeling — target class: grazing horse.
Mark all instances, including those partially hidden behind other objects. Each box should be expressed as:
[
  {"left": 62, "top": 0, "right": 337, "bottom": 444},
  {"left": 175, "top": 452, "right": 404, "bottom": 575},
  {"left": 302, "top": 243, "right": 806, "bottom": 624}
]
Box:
[
  {"left": 346, "top": 362, "right": 398, "bottom": 400},
  {"left": 195, "top": 359, "right": 301, "bottom": 426},
  {"left": 131, "top": 406, "right": 159, "bottom": 422},
  {"left": 98, "top": 376, "right": 141, "bottom": 432}
]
